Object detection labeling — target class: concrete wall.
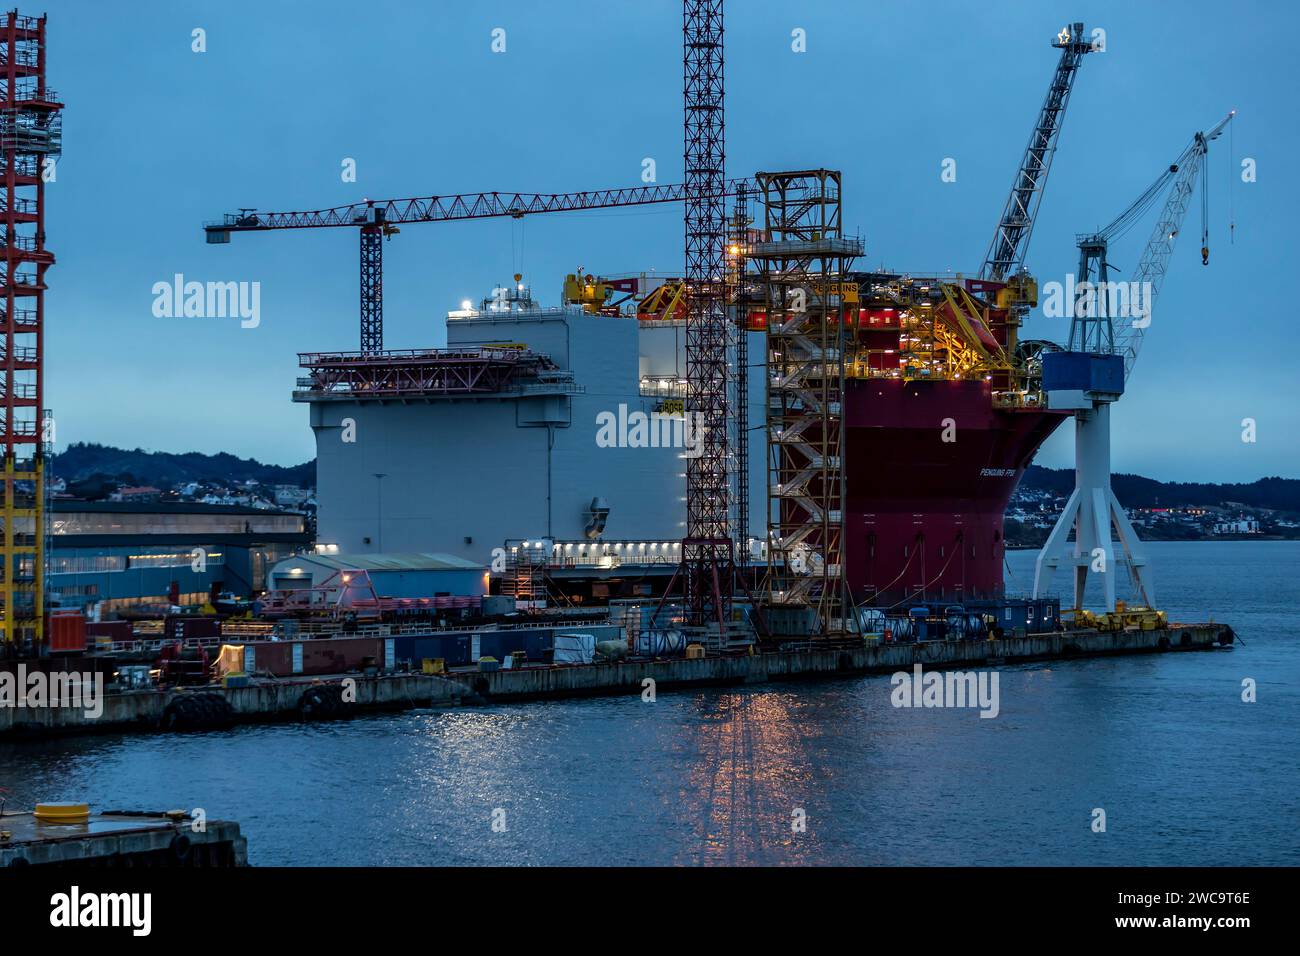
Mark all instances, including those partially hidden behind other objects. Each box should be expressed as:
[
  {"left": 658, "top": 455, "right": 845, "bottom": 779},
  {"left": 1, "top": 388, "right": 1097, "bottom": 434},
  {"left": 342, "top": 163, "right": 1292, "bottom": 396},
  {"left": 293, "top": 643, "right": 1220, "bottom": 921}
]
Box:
[
  {"left": 463, "top": 624, "right": 1232, "bottom": 700},
  {"left": 0, "top": 674, "right": 467, "bottom": 737}
]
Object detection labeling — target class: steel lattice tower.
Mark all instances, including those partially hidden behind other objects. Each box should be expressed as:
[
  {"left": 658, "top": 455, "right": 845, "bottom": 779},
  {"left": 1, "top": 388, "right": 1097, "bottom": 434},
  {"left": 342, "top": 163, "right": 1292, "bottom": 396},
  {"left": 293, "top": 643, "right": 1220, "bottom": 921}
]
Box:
[
  {"left": 0, "top": 11, "right": 60, "bottom": 652},
  {"left": 359, "top": 226, "right": 384, "bottom": 352},
  {"left": 728, "top": 182, "right": 750, "bottom": 558},
  {"left": 681, "top": 0, "right": 733, "bottom": 633}
]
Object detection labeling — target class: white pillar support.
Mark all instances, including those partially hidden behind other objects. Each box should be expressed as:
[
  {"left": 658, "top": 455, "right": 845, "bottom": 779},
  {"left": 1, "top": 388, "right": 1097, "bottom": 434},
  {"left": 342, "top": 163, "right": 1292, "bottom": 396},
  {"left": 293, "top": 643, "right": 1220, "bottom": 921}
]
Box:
[{"left": 1033, "top": 402, "right": 1154, "bottom": 611}]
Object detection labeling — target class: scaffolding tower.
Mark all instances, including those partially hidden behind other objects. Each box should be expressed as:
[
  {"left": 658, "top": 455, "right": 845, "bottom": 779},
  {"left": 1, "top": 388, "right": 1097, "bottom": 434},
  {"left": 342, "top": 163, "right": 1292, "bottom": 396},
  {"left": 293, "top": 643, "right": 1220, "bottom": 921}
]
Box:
[
  {"left": 727, "top": 181, "right": 750, "bottom": 558},
  {"left": 1, "top": 11, "right": 59, "bottom": 653},
  {"left": 501, "top": 544, "right": 547, "bottom": 611},
  {"left": 751, "top": 171, "right": 862, "bottom": 637}
]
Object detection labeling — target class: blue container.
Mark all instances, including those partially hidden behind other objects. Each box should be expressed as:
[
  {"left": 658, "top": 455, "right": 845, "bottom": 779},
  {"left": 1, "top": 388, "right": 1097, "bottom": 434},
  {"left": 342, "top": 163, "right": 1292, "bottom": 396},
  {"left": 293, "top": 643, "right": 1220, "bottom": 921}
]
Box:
[
  {"left": 477, "top": 629, "right": 554, "bottom": 663},
  {"left": 394, "top": 633, "right": 473, "bottom": 668},
  {"left": 1042, "top": 351, "right": 1125, "bottom": 396}
]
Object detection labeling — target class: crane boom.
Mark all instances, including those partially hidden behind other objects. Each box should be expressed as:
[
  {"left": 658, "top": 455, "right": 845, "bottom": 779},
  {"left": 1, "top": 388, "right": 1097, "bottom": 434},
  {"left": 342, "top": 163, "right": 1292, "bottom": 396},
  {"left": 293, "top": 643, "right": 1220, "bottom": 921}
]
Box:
[
  {"left": 981, "top": 21, "right": 1094, "bottom": 282},
  {"left": 1037, "top": 110, "right": 1236, "bottom": 616},
  {"left": 1096, "top": 111, "right": 1234, "bottom": 375}
]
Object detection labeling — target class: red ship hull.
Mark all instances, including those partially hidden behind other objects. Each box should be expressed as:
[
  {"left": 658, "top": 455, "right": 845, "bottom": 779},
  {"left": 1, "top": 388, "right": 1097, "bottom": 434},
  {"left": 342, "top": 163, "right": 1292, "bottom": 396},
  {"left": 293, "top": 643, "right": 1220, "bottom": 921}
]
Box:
[{"left": 843, "top": 378, "right": 1068, "bottom": 605}]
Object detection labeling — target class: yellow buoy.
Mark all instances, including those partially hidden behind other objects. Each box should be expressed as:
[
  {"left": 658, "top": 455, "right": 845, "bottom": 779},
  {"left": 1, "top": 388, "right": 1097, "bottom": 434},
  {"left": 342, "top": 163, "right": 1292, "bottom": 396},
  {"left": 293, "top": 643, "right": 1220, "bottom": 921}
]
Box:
[{"left": 34, "top": 802, "right": 90, "bottom": 825}]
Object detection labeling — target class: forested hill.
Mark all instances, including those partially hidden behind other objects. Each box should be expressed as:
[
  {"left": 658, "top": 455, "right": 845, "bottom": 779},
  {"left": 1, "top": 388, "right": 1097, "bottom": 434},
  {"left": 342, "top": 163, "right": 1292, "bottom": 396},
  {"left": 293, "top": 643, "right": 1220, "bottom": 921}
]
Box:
[{"left": 1020, "top": 465, "right": 1300, "bottom": 512}]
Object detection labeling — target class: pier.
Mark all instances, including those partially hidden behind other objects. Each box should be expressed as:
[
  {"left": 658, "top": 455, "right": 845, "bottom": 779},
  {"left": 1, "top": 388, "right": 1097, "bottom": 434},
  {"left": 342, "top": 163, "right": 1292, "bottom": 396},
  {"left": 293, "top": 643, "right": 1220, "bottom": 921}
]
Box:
[
  {"left": 1, "top": 810, "right": 246, "bottom": 867},
  {"left": 0, "top": 622, "right": 1232, "bottom": 739},
  {"left": 454, "top": 622, "right": 1233, "bottom": 701}
]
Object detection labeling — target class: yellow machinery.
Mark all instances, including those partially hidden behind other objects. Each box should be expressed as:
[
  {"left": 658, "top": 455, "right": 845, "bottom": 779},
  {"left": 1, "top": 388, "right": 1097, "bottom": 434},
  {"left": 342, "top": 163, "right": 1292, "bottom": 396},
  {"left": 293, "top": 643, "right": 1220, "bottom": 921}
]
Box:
[
  {"left": 636, "top": 280, "right": 687, "bottom": 321},
  {"left": 1064, "top": 603, "right": 1167, "bottom": 632},
  {"left": 938, "top": 283, "right": 1013, "bottom": 370},
  {"left": 562, "top": 272, "right": 615, "bottom": 313},
  {"left": 561, "top": 270, "right": 653, "bottom": 317},
  {"left": 995, "top": 271, "right": 1038, "bottom": 310},
  {"left": 848, "top": 281, "right": 1014, "bottom": 384},
  {"left": 560, "top": 269, "right": 695, "bottom": 323}
]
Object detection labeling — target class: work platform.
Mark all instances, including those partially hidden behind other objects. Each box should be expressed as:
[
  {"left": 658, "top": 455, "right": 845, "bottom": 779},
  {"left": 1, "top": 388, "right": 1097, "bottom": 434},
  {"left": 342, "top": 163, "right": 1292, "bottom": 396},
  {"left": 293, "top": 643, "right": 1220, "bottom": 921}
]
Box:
[{"left": 0, "top": 810, "right": 246, "bottom": 867}]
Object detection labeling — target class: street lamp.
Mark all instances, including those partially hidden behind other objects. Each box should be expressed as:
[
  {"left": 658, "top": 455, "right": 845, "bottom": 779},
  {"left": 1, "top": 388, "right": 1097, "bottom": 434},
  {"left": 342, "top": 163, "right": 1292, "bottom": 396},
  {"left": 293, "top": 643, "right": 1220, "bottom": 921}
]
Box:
[{"left": 373, "top": 473, "right": 387, "bottom": 552}]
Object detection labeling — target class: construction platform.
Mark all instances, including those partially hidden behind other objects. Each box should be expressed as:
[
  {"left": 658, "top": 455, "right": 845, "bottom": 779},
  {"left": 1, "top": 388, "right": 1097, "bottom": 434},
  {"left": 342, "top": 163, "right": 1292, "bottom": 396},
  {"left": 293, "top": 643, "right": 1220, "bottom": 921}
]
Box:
[
  {"left": 0, "top": 622, "right": 1232, "bottom": 738},
  {"left": 0, "top": 810, "right": 246, "bottom": 867}
]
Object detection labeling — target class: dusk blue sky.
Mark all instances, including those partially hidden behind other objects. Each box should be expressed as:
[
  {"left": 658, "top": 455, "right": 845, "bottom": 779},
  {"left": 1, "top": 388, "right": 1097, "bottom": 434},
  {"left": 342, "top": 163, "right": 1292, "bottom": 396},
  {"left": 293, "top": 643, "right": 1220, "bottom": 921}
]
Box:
[{"left": 40, "top": 0, "right": 1295, "bottom": 481}]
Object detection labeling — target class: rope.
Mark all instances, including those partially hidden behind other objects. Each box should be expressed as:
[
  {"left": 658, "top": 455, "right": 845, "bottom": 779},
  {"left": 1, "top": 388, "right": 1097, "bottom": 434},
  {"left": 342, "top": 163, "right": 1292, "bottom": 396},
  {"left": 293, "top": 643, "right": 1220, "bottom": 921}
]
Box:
[{"left": 1229, "top": 119, "right": 1235, "bottom": 244}]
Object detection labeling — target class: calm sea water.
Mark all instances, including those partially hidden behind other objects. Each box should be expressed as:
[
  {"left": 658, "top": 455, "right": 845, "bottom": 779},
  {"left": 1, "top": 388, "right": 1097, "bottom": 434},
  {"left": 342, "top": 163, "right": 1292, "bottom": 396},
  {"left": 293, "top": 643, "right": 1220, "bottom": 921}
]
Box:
[{"left": 3, "top": 541, "right": 1295, "bottom": 866}]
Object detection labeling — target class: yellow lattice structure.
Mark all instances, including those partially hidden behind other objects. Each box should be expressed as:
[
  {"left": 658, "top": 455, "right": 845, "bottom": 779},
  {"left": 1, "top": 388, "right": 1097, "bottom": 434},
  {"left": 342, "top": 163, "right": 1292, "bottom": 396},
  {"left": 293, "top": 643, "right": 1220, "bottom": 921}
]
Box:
[{"left": 1, "top": 455, "right": 44, "bottom": 646}]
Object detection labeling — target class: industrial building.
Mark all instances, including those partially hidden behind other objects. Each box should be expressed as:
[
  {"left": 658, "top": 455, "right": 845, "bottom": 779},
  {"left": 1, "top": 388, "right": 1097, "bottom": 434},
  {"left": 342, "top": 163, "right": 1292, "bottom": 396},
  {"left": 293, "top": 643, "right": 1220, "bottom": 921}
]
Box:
[
  {"left": 266, "top": 551, "right": 485, "bottom": 598},
  {"left": 46, "top": 501, "right": 309, "bottom": 613},
  {"left": 298, "top": 282, "right": 766, "bottom": 566}
]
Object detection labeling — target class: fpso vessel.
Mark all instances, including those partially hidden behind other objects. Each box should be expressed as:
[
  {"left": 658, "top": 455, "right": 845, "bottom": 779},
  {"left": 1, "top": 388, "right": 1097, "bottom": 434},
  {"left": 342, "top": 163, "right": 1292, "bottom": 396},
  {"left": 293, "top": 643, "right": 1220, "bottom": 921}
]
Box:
[{"left": 770, "top": 270, "right": 1070, "bottom": 607}]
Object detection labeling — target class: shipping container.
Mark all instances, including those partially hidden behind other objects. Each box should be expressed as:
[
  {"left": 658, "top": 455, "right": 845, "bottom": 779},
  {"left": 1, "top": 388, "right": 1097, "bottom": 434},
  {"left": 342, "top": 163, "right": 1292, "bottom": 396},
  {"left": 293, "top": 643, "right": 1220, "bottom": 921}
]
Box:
[
  {"left": 46, "top": 612, "right": 87, "bottom": 654},
  {"left": 248, "top": 637, "right": 387, "bottom": 676},
  {"left": 1042, "top": 350, "right": 1125, "bottom": 396},
  {"left": 165, "top": 615, "right": 222, "bottom": 640},
  {"left": 86, "top": 620, "right": 133, "bottom": 642}
]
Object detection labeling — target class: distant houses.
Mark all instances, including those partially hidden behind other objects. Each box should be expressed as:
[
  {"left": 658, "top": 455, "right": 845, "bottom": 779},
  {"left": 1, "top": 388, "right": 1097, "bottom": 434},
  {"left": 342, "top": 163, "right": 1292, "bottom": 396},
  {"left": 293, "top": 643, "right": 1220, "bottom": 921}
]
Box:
[
  {"left": 1006, "top": 485, "right": 1285, "bottom": 545},
  {"left": 109, "top": 485, "right": 162, "bottom": 503},
  {"left": 1211, "top": 518, "right": 1260, "bottom": 535},
  {"left": 53, "top": 473, "right": 316, "bottom": 517}
]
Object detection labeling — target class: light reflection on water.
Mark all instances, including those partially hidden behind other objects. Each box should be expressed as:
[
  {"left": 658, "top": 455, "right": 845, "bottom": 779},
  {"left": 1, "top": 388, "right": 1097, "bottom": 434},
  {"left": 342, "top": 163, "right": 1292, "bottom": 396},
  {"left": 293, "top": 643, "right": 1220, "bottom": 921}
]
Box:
[{"left": 1, "top": 542, "right": 1296, "bottom": 865}]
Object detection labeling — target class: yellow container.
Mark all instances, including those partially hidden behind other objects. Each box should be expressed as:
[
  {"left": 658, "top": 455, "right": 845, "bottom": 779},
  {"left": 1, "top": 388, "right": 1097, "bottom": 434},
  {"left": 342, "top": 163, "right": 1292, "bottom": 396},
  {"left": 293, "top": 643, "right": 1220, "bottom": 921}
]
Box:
[
  {"left": 685, "top": 644, "right": 706, "bottom": 660},
  {"left": 34, "top": 802, "right": 90, "bottom": 825},
  {"left": 422, "top": 657, "right": 446, "bottom": 675}
]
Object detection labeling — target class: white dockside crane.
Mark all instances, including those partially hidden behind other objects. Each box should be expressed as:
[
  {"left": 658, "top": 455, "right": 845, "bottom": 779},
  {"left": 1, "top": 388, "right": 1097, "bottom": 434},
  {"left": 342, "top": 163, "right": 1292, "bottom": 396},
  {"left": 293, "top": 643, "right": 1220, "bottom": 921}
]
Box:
[{"left": 1033, "top": 111, "right": 1235, "bottom": 612}]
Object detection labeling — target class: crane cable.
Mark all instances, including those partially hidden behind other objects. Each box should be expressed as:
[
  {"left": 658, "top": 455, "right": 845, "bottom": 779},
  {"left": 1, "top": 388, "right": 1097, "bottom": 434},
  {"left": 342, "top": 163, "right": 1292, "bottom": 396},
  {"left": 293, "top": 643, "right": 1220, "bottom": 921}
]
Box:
[
  {"left": 1201, "top": 148, "right": 1211, "bottom": 265},
  {"left": 510, "top": 217, "right": 526, "bottom": 280},
  {"left": 1229, "top": 119, "right": 1236, "bottom": 245}
]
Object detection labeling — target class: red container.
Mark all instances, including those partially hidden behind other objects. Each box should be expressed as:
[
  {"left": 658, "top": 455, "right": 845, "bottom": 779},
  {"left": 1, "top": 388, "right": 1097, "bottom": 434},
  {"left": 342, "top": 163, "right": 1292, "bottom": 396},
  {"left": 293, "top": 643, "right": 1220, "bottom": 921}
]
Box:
[
  {"left": 87, "top": 620, "right": 134, "bottom": 641},
  {"left": 250, "top": 637, "right": 386, "bottom": 677},
  {"left": 164, "top": 615, "right": 222, "bottom": 640},
  {"left": 47, "top": 612, "right": 87, "bottom": 653}
]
